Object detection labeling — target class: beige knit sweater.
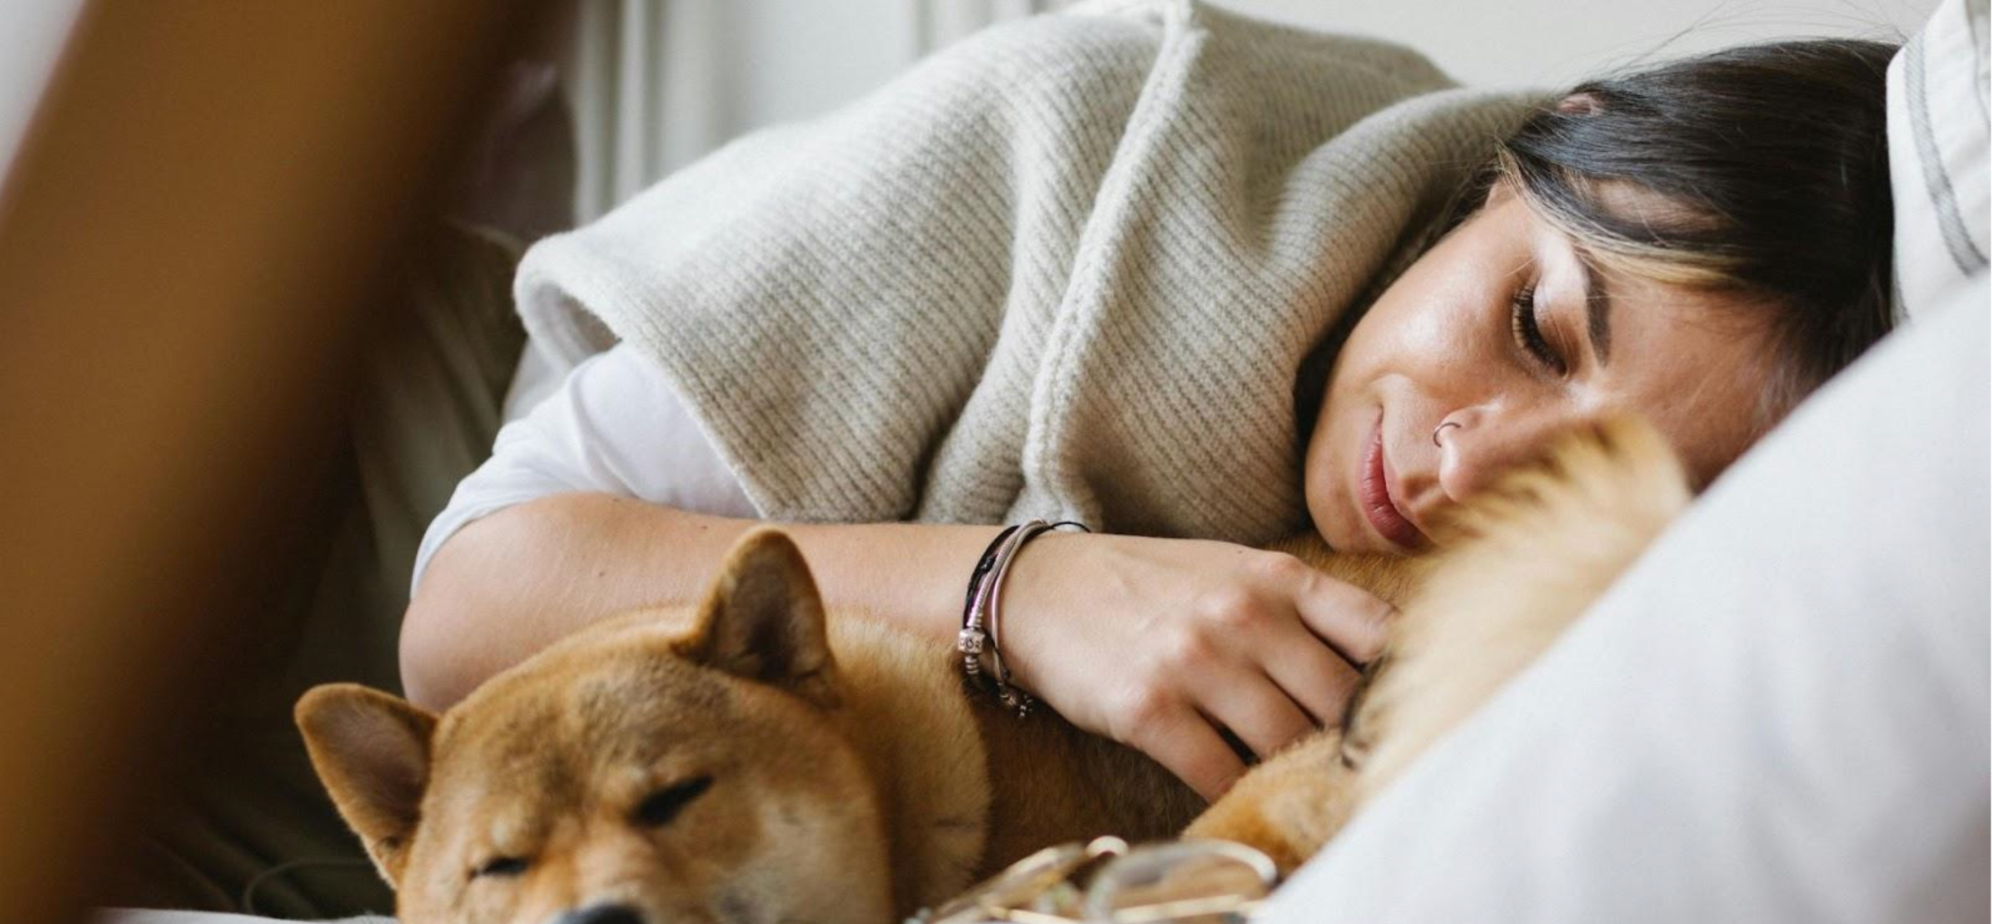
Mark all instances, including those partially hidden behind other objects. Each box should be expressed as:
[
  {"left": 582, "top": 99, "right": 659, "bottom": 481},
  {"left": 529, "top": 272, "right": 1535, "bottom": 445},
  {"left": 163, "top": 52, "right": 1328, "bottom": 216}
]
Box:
[{"left": 516, "top": 0, "right": 1536, "bottom": 545}]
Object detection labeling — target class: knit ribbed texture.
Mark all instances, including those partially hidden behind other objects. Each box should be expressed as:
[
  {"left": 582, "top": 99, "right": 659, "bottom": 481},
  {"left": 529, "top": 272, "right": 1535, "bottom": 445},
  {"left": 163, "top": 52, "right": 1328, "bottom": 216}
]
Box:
[{"left": 516, "top": 0, "right": 1537, "bottom": 544}]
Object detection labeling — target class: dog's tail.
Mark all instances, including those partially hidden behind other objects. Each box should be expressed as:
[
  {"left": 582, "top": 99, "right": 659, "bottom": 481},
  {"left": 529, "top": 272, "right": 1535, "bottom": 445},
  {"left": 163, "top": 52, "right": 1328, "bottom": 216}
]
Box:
[{"left": 1354, "top": 414, "right": 1692, "bottom": 799}]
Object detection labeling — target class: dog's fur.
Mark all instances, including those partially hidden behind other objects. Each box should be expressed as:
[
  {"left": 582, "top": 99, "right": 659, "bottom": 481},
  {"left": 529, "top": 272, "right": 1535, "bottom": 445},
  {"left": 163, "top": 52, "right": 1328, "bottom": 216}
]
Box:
[
  {"left": 298, "top": 416, "right": 1689, "bottom": 923},
  {"left": 1182, "top": 415, "right": 1690, "bottom": 868}
]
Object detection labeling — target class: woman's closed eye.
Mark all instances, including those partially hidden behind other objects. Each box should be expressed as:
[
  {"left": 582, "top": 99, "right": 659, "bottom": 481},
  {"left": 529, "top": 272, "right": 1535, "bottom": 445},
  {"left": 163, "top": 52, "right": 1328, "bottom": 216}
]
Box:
[{"left": 1509, "top": 283, "right": 1567, "bottom": 376}]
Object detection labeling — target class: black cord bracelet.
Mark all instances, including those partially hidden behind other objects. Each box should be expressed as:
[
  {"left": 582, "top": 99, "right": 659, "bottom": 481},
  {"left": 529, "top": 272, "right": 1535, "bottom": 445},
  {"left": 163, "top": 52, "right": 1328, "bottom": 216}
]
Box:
[
  {"left": 957, "top": 519, "right": 1091, "bottom": 717},
  {"left": 961, "top": 524, "right": 1022, "bottom": 628}
]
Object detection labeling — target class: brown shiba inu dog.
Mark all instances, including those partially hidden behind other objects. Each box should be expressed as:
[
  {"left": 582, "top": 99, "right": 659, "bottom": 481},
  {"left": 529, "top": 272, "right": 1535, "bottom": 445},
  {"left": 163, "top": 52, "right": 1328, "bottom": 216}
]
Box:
[{"left": 297, "top": 416, "right": 1688, "bottom": 923}]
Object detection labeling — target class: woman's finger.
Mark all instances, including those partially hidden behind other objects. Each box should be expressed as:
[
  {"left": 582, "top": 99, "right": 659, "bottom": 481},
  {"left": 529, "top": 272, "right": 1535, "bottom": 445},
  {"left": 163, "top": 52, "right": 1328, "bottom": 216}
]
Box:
[
  {"left": 1126, "top": 705, "right": 1251, "bottom": 802},
  {"left": 1198, "top": 673, "right": 1320, "bottom": 760},
  {"left": 1261, "top": 630, "right": 1364, "bottom": 727},
  {"left": 1291, "top": 571, "right": 1394, "bottom": 664}
]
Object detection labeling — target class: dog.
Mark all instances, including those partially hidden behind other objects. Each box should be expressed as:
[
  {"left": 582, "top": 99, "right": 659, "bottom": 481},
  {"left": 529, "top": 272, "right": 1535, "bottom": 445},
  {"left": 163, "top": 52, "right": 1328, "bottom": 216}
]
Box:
[{"left": 296, "top": 415, "right": 1689, "bottom": 923}]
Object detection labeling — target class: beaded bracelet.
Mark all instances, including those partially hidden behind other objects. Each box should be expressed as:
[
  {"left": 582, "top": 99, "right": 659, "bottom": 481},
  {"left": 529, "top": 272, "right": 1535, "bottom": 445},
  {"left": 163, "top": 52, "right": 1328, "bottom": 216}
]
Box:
[{"left": 958, "top": 518, "right": 1090, "bottom": 718}]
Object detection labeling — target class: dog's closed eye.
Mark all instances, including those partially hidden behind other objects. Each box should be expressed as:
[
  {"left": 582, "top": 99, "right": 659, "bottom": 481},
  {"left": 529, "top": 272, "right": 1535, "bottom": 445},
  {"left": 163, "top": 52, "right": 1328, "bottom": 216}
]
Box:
[
  {"left": 471, "top": 855, "right": 530, "bottom": 880},
  {"left": 633, "top": 775, "right": 714, "bottom": 828}
]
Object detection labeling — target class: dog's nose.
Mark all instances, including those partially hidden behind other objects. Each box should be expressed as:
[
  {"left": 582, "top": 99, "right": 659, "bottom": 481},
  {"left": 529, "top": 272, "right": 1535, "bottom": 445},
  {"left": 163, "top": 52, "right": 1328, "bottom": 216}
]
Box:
[{"left": 552, "top": 903, "right": 646, "bottom": 924}]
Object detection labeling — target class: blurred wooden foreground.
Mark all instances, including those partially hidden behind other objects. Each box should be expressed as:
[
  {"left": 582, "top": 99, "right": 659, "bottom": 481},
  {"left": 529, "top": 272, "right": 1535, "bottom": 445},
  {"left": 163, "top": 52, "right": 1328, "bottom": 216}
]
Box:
[{"left": 0, "top": 3, "right": 530, "bottom": 919}]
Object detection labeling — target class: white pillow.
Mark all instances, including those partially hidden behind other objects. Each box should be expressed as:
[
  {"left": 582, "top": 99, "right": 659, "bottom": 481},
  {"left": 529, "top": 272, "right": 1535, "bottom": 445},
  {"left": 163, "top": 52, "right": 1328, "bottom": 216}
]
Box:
[{"left": 1888, "top": 0, "right": 1989, "bottom": 322}]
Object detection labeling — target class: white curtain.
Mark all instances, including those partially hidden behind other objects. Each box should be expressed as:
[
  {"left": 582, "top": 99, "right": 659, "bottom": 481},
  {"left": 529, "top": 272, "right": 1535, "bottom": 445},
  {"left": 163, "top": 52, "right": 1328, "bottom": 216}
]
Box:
[
  {"left": 0, "top": 0, "right": 84, "bottom": 186},
  {"left": 562, "top": 0, "right": 1054, "bottom": 224},
  {"left": 915, "top": 0, "right": 1054, "bottom": 52}
]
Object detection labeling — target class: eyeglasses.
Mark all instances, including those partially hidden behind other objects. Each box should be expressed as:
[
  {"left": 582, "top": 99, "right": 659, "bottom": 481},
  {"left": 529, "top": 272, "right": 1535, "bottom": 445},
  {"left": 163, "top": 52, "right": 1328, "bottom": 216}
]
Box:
[{"left": 911, "top": 836, "right": 1278, "bottom": 924}]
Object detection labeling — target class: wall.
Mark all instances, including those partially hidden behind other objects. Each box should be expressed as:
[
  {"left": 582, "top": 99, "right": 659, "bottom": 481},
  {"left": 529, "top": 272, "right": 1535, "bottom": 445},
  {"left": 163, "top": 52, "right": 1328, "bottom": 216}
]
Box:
[
  {"left": 1224, "top": 0, "right": 1934, "bottom": 87},
  {"left": 562, "top": 0, "right": 1939, "bottom": 221}
]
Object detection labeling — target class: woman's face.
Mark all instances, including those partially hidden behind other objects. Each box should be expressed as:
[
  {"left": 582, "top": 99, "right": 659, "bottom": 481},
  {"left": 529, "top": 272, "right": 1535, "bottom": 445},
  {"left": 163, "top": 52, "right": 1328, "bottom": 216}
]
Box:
[{"left": 1305, "top": 184, "right": 1780, "bottom": 553}]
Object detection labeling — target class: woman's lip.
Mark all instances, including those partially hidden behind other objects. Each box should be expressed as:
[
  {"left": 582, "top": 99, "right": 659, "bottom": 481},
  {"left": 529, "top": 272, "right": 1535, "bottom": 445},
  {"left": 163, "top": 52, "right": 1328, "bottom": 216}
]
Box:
[{"left": 1359, "top": 418, "right": 1428, "bottom": 551}]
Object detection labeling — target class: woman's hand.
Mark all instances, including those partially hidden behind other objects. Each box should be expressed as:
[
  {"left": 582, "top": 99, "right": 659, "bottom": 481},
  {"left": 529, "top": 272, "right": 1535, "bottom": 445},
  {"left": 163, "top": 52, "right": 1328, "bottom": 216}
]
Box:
[{"left": 999, "top": 532, "right": 1393, "bottom": 801}]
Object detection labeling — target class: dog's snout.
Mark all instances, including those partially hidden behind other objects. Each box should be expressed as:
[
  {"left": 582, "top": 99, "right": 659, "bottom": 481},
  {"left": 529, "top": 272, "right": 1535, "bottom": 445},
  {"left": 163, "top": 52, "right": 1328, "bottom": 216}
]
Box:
[{"left": 552, "top": 903, "right": 647, "bottom": 924}]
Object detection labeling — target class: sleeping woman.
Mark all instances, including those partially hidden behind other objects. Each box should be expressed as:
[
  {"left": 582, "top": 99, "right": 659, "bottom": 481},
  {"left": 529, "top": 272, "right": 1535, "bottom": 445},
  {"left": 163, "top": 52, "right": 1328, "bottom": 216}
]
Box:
[{"left": 400, "top": 4, "right": 1898, "bottom": 802}]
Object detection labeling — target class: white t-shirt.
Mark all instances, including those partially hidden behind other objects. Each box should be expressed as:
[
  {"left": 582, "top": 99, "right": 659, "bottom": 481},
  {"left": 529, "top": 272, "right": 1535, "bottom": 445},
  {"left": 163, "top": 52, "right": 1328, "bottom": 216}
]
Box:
[{"left": 410, "top": 342, "right": 755, "bottom": 595}]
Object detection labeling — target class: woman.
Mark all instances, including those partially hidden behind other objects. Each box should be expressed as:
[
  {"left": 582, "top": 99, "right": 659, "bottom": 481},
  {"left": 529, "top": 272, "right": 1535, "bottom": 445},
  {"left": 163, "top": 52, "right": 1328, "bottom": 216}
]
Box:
[{"left": 403, "top": 17, "right": 1896, "bottom": 802}]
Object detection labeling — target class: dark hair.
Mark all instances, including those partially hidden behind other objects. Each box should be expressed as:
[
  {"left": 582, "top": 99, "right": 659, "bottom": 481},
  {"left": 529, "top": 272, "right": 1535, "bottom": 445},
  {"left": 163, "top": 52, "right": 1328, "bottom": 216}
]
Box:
[{"left": 1483, "top": 39, "right": 1900, "bottom": 428}]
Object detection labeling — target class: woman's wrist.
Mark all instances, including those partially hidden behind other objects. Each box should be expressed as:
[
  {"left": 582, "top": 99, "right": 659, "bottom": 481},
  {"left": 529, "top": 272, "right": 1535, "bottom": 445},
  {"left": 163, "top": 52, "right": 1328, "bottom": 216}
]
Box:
[
  {"left": 981, "top": 528, "right": 1094, "bottom": 698},
  {"left": 955, "top": 520, "right": 1088, "bottom": 717}
]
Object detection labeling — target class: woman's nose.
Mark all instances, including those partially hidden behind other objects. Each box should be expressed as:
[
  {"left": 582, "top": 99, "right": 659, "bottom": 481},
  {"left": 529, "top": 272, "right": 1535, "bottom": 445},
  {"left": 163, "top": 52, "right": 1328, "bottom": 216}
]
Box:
[{"left": 1434, "top": 406, "right": 1582, "bottom": 502}]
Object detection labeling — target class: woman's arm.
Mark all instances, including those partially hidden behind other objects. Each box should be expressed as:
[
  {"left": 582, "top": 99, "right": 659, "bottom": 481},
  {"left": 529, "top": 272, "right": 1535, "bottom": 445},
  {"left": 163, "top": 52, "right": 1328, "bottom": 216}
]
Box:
[
  {"left": 403, "top": 494, "right": 1393, "bottom": 800},
  {"left": 400, "top": 494, "right": 996, "bottom": 710}
]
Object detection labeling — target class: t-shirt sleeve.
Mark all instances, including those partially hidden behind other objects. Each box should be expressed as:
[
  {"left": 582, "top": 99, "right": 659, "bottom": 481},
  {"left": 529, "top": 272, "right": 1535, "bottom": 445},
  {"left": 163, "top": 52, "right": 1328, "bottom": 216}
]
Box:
[{"left": 410, "top": 341, "right": 757, "bottom": 596}]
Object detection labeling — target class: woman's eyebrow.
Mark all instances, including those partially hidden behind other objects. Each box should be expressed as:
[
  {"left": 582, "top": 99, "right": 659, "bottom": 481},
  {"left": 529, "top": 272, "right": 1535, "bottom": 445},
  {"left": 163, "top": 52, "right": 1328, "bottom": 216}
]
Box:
[{"left": 1574, "top": 250, "right": 1614, "bottom": 366}]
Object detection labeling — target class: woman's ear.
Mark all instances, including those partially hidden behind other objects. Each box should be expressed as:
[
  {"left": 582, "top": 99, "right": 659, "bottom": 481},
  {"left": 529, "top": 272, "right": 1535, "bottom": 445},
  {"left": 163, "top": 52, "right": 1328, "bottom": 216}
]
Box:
[{"left": 1555, "top": 92, "right": 1604, "bottom": 116}]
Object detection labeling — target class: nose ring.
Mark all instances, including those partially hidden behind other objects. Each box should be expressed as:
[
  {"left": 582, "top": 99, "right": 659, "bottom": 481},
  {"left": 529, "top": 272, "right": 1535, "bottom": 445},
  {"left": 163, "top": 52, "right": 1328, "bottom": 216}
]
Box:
[{"left": 1432, "top": 421, "right": 1461, "bottom": 447}]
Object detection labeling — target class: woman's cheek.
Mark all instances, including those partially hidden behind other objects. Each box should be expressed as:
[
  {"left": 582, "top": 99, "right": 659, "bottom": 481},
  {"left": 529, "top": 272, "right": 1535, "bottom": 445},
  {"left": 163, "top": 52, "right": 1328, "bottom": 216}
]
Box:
[{"left": 1370, "top": 306, "right": 1463, "bottom": 388}]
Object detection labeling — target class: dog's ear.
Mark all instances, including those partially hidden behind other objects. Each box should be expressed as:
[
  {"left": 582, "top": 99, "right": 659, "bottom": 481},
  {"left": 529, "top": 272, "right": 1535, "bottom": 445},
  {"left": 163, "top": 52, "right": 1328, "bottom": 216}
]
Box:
[
  {"left": 295, "top": 683, "right": 437, "bottom": 886},
  {"left": 680, "top": 527, "right": 840, "bottom": 709}
]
